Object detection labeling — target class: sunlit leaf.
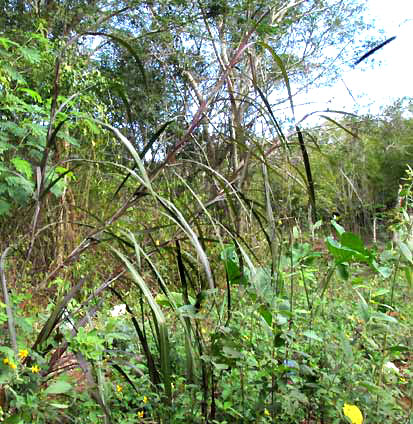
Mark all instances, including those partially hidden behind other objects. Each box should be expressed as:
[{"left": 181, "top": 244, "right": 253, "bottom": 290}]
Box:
[{"left": 11, "top": 157, "right": 32, "bottom": 179}]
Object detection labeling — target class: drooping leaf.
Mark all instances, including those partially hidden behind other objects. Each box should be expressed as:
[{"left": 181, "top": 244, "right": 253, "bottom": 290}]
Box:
[
  {"left": 0, "top": 37, "right": 19, "bottom": 49},
  {"left": 258, "top": 305, "right": 272, "bottom": 326},
  {"left": 44, "top": 380, "right": 72, "bottom": 395},
  {"left": 326, "top": 236, "right": 354, "bottom": 263},
  {"left": 356, "top": 291, "right": 370, "bottom": 323},
  {"left": 337, "top": 263, "right": 349, "bottom": 280},
  {"left": 331, "top": 219, "right": 345, "bottom": 236},
  {"left": 221, "top": 244, "right": 245, "bottom": 284},
  {"left": 371, "top": 312, "right": 398, "bottom": 324},
  {"left": 398, "top": 241, "right": 413, "bottom": 264},
  {"left": 18, "top": 87, "right": 42, "bottom": 103}
]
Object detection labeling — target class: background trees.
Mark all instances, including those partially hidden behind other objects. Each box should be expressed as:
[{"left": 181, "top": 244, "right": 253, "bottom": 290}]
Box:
[{"left": 1, "top": 1, "right": 413, "bottom": 422}]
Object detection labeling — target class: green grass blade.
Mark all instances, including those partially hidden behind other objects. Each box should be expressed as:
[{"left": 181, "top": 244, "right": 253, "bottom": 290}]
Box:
[{"left": 111, "top": 247, "right": 171, "bottom": 404}]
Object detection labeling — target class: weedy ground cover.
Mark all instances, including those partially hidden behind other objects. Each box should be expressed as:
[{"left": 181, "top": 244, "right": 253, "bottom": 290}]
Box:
[{"left": 1, "top": 211, "right": 413, "bottom": 423}]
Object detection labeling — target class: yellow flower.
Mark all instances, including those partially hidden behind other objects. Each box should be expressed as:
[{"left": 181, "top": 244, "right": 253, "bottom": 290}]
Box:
[
  {"left": 18, "top": 349, "right": 29, "bottom": 360},
  {"left": 3, "top": 358, "right": 9, "bottom": 365},
  {"left": 116, "top": 384, "right": 122, "bottom": 393},
  {"left": 264, "top": 408, "right": 271, "bottom": 417},
  {"left": 137, "top": 410, "right": 144, "bottom": 418},
  {"left": 9, "top": 361, "right": 17, "bottom": 370},
  {"left": 31, "top": 365, "right": 40, "bottom": 373},
  {"left": 343, "top": 403, "right": 363, "bottom": 424},
  {"left": 143, "top": 396, "right": 148, "bottom": 404}
]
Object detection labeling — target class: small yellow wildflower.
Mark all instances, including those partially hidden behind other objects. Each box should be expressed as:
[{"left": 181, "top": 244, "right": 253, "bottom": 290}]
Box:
[
  {"left": 264, "top": 408, "right": 271, "bottom": 417},
  {"left": 9, "top": 361, "right": 16, "bottom": 370},
  {"left": 18, "top": 349, "right": 29, "bottom": 360},
  {"left": 143, "top": 396, "right": 148, "bottom": 404},
  {"left": 31, "top": 365, "right": 40, "bottom": 373},
  {"left": 3, "top": 358, "right": 9, "bottom": 365},
  {"left": 116, "top": 384, "right": 122, "bottom": 393},
  {"left": 399, "top": 377, "right": 407, "bottom": 383},
  {"left": 343, "top": 403, "right": 363, "bottom": 424},
  {"left": 137, "top": 410, "right": 144, "bottom": 418}
]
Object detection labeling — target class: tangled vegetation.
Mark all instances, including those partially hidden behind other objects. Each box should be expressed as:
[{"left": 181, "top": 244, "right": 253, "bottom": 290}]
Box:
[{"left": 0, "top": 1, "right": 412, "bottom": 423}]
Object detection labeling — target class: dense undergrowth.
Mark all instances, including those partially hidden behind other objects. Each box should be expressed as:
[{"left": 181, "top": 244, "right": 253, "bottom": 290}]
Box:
[
  {"left": 1, "top": 182, "right": 413, "bottom": 423},
  {"left": 1, "top": 1, "right": 413, "bottom": 423}
]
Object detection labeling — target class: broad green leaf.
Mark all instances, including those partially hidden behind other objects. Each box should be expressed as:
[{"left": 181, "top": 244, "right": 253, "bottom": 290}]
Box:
[
  {"left": 325, "top": 236, "right": 354, "bottom": 263},
  {"left": 302, "top": 330, "right": 323, "bottom": 342},
  {"left": 0, "top": 199, "right": 11, "bottom": 216},
  {"left": 258, "top": 305, "right": 272, "bottom": 326},
  {"left": 44, "top": 380, "right": 72, "bottom": 395},
  {"left": 331, "top": 219, "right": 345, "bottom": 235},
  {"left": 337, "top": 263, "right": 349, "bottom": 280},
  {"left": 212, "top": 363, "right": 229, "bottom": 371},
  {"left": 398, "top": 241, "right": 413, "bottom": 264},
  {"left": 356, "top": 291, "right": 370, "bottom": 323},
  {"left": 376, "top": 265, "right": 392, "bottom": 279},
  {"left": 275, "top": 314, "right": 288, "bottom": 325},
  {"left": 221, "top": 245, "right": 245, "bottom": 284},
  {"left": 55, "top": 166, "right": 75, "bottom": 180},
  {"left": 340, "top": 233, "right": 366, "bottom": 254},
  {"left": 11, "top": 157, "right": 32, "bottom": 179},
  {"left": 222, "top": 346, "right": 243, "bottom": 359}
]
